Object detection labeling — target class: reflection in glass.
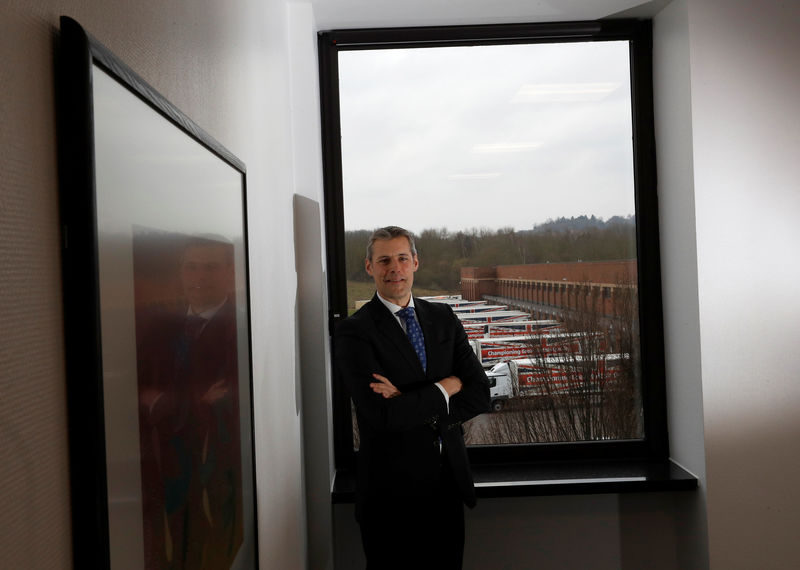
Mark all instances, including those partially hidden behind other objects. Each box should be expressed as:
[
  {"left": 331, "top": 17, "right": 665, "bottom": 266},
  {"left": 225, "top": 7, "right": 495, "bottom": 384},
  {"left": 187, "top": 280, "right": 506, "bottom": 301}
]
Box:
[
  {"left": 133, "top": 231, "right": 243, "bottom": 568},
  {"left": 90, "top": 62, "right": 255, "bottom": 568}
]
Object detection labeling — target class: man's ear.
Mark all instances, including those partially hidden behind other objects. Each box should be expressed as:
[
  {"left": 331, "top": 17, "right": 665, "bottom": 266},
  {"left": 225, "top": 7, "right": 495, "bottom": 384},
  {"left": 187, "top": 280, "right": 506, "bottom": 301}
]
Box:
[
  {"left": 412, "top": 255, "right": 419, "bottom": 271},
  {"left": 365, "top": 257, "right": 373, "bottom": 276}
]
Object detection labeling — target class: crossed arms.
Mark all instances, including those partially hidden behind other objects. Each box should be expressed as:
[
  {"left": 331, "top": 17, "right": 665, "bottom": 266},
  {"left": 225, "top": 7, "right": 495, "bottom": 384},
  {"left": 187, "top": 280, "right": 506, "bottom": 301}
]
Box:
[{"left": 335, "top": 303, "right": 490, "bottom": 434}]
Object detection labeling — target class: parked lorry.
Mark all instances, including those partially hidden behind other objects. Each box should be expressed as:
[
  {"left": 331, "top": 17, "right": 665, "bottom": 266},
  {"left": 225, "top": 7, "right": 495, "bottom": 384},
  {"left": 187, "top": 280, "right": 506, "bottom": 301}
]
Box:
[
  {"left": 485, "top": 353, "right": 625, "bottom": 412},
  {"left": 450, "top": 303, "right": 508, "bottom": 314},
  {"left": 456, "top": 310, "right": 531, "bottom": 324},
  {"left": 470, "top": 336, "right": 537, "bottom": 366},
  {"left": 484, "top": 320, "right": 560, "bottom": 336},
  {"left": 470, "top": 331, "right": 606, "bottom": 366},
  {"left": 419, "top": 295, "right": 485, "bottom": 308},
  {"left": 462, "top": 320, "right": 562, "bottom": 339}
]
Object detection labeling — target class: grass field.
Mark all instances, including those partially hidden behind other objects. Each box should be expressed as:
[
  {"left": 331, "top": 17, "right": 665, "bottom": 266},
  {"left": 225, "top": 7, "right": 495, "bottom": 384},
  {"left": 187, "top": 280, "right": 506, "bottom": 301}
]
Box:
[{"left": 347, "top": 280, "right": 457, "bottom": 314}]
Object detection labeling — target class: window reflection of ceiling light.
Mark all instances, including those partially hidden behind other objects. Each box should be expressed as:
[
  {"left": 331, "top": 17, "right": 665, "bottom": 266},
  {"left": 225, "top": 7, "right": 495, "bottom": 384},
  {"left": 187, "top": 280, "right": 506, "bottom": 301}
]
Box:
[
  {"left": 472, "top": 142, "right": 543, "bottom": 153},
  {"left": 447, "top": 173, "right": 502, "bottom": 180},
  {"left": 512, "top": 82, "right": 620, "bottom": 103}
]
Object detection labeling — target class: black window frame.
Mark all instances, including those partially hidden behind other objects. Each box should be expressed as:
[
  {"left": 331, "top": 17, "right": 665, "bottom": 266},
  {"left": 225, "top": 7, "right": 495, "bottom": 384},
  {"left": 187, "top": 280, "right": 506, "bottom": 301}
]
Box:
[{"left": 319, "top": 19, "right": 670, "bottom": 479}]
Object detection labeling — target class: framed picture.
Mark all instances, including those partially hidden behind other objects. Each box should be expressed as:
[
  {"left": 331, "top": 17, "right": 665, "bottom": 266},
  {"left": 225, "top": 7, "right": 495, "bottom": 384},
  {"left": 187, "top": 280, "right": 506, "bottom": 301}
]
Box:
[{"left": 57, "top": 17, "right": 258, "bottom": 569}]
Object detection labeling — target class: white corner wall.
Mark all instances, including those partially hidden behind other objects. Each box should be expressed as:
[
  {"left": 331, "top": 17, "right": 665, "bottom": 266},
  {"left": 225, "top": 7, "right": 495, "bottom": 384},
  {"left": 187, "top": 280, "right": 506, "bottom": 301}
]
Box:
[
  {"left": 686, "top": 0, "right": 800, "bottom": 568},
  {"left": 652, "top": 0, "right": 710, "bottom": 566},
  {"left": 0, "top": 0, "right": 307, "bottom": 568}
]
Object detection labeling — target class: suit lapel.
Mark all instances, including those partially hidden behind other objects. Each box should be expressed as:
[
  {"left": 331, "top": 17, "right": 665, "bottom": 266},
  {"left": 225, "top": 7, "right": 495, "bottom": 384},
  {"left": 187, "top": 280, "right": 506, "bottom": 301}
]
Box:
[{"left": 368, "top": 295, "right": 427, "bottom": 380}]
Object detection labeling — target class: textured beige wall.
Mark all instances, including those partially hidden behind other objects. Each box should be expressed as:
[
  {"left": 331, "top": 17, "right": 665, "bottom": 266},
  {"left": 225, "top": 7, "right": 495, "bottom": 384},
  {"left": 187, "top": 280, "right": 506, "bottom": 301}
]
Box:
[
  {"left": 0, "top": 1, "right": 307, "bottom": 568},
  {"left": 1, "top": 4, "right": 72, "bottom": 567}
]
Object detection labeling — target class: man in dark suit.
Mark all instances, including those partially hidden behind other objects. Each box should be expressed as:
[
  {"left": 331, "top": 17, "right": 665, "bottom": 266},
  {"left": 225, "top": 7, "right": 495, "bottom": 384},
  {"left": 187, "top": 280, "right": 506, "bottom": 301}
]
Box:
[
  {"left": 335, "top": 226, "right": 490, "bottom": 569},
  {"left": 136, "top": 236, "right": 243, "bottom": 569}
]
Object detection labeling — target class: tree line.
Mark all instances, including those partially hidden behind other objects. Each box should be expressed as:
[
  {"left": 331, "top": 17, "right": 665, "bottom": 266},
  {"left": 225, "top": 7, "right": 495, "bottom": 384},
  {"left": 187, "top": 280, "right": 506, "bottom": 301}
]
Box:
[{"left": 345, "top": 215, "right": 636, "bottom": 291}]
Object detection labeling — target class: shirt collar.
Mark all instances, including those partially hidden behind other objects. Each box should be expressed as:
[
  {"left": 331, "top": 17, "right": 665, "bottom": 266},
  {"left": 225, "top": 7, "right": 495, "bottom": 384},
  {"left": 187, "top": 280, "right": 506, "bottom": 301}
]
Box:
[
  {"left": 187, "top": 297, "right": 228, "bottom": 320},
  {"left": 376, "top": 292, "right": 415, "bottom": 316}
]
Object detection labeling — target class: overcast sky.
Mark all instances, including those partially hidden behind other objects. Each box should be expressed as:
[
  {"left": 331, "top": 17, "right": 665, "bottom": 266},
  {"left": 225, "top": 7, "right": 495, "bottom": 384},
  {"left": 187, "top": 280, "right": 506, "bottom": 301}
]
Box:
[{"left": 339, "top": 40, "right": 636, "bottom": 234}]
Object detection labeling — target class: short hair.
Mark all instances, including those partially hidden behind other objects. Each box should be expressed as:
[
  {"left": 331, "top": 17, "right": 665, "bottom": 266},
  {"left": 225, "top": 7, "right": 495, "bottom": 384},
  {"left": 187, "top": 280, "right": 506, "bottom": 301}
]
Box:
[
  {"left": 182, "top": 234, "right": 234, "bottom": 266},
  {"left": 366, "top": 226, "right": 417, "bottom": 261}
]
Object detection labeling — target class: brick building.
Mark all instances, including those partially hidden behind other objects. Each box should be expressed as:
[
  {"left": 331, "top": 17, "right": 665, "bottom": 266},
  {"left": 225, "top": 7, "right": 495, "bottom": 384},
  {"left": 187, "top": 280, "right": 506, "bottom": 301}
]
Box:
[{"left": 461, "top": 260, "right": 637, "bottom": 321}]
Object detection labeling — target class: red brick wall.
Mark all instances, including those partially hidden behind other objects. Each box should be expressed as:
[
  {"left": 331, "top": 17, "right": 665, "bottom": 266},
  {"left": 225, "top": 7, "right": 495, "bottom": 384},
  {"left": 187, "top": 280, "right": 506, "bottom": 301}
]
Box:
[
  {"left": 494, "top": 260, "right": 636, "bottom": 284},
  {"left": 460, "top": 260, "right": 636, "bottom": 302}
]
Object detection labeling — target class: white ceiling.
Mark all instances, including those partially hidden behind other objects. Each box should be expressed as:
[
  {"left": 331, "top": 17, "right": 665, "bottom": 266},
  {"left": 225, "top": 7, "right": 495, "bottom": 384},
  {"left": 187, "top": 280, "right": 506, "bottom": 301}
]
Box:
[{"left": 308, "top": 0, "right": 671, "bottom": 30}]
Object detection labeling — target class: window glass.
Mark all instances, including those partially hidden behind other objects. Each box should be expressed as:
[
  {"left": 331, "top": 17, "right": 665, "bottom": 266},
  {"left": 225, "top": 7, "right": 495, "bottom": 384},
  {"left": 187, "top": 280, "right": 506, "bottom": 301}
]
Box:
[{"left": 338, "top": 40, "right": 643, "bottom": 446}]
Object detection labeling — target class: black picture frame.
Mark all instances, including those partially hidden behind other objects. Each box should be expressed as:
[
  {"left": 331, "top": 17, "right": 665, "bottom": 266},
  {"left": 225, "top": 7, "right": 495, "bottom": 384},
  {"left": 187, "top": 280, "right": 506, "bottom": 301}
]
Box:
[
  {"left": 56, "top": 16, "right": 258, "bottom": 569},
  {"left": 318, "top": 19, "right": 668, "bottom": 473}
]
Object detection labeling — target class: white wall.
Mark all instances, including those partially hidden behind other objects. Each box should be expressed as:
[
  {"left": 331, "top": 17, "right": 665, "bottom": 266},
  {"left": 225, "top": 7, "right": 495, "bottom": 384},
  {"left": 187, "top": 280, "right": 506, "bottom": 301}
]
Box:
[
  {"left": 687, "top": 0, "right": 800, "bottom": 567},
  {"left": 652, "top": 0, "right": 709, "bottom": 566},
  {"left": 0, "top": 0, "right": 307, "bottom": 568}
]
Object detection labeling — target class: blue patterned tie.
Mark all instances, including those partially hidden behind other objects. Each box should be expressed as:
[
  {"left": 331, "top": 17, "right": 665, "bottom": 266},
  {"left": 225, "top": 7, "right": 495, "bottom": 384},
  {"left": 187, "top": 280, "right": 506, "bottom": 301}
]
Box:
[{"left": 396, "top": 306, "right": 427, "bottom": 372}]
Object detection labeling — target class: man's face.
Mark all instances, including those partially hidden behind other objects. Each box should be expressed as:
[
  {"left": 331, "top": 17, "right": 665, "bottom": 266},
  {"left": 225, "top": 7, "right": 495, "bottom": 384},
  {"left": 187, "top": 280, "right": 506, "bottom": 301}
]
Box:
[
  {"left": 365, "top": 236, "right": 418, "bottom": 306},
  {"left": 181, "top": 244, "right": 233, "bottom": 312}
]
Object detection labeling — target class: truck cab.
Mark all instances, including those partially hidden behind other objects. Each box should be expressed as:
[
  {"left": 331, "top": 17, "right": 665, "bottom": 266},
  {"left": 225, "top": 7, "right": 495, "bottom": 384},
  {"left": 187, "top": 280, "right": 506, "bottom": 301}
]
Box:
[{"left": 485, "top": 360, "right": 519, "bottom": 412}]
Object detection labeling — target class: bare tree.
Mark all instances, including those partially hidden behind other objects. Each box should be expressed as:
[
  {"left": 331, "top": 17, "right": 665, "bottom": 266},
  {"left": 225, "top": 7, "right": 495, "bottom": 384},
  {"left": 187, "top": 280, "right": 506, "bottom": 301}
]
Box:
[{"left": 474, "top": 278, "right": 641, "bottom": 445}]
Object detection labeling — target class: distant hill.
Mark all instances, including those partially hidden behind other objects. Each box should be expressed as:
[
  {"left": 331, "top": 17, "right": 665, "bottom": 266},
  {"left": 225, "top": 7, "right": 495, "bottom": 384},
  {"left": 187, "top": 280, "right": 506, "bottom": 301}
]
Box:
[
  {"left": 521, "top": 215, "right": 636, "bottom": 236},
  {"left": 343, "top": 216, "right": 637, "bottom": 291}
]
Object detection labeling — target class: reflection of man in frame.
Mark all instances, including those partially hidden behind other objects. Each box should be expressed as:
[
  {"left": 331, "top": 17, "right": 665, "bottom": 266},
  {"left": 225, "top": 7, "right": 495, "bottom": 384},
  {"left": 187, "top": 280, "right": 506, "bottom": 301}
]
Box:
[
  {"left": 335, "top": 226, "right": 490, "bottom": 569},
  {"left": 137, "top": 235, "right": 243, "bottom": 569}
]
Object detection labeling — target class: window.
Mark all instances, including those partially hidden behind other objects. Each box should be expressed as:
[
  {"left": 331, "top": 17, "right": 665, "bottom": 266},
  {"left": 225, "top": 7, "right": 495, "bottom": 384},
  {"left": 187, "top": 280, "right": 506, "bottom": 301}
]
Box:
[{"left": 320, "top": 20, "right": 668, "bottom": 473}]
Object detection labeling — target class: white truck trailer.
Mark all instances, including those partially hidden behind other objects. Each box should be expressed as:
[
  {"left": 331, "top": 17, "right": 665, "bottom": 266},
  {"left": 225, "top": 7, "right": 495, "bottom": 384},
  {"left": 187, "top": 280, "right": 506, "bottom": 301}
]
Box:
[
  {"left": 485, "top": 353, "right": 627, "bottom": 412},
  {"left": 470, "top": 331, "right": 606, "bottom": 366}
]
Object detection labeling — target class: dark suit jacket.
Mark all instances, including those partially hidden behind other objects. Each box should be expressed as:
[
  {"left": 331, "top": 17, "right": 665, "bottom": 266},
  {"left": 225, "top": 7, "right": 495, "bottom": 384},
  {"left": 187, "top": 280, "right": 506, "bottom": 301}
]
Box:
[
  {"left": 135, "top": 299, "right": 243, "bottom": 568},
  {"left": 335, "top": 294, "right": 490, "bottom": 516}
]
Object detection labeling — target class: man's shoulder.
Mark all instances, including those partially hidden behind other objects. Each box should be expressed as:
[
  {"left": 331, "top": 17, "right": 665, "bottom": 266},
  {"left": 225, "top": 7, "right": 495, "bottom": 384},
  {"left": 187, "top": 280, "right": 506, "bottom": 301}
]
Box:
[
  {"left": 335, "top": 296, "right": 380, "bottom": 334},
  {"left": 414, "top": 297, "right": 454, "bottom": 319},
  {"left": 353, "top": 295, "right": 383, "bottom": 319}
]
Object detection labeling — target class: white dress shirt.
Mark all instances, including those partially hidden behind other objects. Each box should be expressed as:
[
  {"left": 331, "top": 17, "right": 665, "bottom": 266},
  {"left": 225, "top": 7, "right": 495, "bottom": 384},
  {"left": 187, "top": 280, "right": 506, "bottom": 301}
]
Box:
[{"left": 375, "top": 292, "right": 450, "bottom": 409}]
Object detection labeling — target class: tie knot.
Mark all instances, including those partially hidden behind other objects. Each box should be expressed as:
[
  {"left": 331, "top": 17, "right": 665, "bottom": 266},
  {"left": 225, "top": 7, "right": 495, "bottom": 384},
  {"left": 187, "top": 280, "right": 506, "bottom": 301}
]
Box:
[
  {"left": 396, "top": 307, "right": 415, "bottom": 320},
  {"left": 185, "top": 314, "right": 207, "bottom": 339}
]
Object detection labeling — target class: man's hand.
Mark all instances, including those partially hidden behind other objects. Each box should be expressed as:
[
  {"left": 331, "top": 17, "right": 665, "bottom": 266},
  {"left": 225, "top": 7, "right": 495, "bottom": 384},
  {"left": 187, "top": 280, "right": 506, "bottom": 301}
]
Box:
[
  {"left": 370, "top": 373, "right": 401, "bottom": 399},
  {"left": 140, "top": 388, "right": 164, "bottom": 415},
  {"left": 437, "top": 375, "right": 462, "bottom": 397},
  {"left": 201, "top": 379, "right": 230, "bottom": 405}
]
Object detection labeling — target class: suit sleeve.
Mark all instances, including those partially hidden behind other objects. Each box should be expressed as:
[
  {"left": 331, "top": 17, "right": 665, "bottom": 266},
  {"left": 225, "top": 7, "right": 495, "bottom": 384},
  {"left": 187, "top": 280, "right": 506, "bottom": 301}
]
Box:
[
  {"left": 335, "top": 316, "right": 448, "bottom": 434},
  {"left": 444, "top": 306, "right": 491, "bottom": 424}
]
